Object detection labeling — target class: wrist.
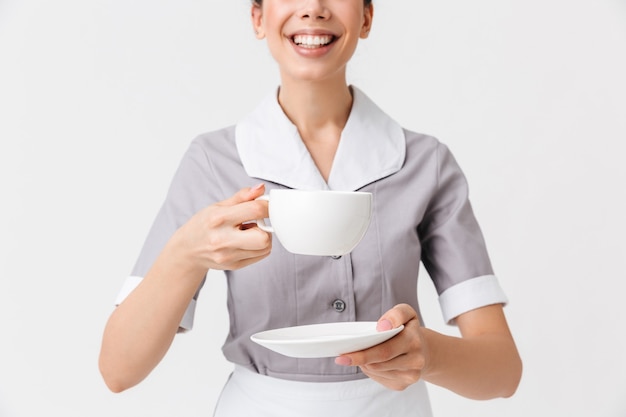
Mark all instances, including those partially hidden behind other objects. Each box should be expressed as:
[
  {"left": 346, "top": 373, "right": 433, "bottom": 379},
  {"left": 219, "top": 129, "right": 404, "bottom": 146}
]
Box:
[
  {"left": 160, "top": 229, "right": 208, "bottom": 286},
  {"left": 419, "top": 327, "right": 445, "bottom": 381}
]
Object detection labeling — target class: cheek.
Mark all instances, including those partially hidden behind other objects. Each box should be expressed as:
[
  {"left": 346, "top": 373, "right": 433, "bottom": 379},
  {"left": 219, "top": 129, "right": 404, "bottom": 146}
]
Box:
[{"left": 261, "top": 14, "right": 286, "bottom": 42}]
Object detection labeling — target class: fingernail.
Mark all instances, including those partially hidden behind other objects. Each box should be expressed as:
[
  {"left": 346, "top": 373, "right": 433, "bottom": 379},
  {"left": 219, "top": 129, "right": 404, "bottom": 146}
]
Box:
[
  {"left": 251, "top": 183, "right": 264, "bottom": 191},
  {"left": 335, "top": 356, "right": 352, "bottom": 366},
  {"left": 377, "top": 319, "right": 392, "bottom": 331}
]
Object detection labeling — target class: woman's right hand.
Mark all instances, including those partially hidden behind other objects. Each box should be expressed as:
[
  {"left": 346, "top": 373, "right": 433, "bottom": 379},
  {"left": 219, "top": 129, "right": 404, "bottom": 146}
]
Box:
[
  {"left": 172, "top": 183, "right": 272, "bottom": 272},
  {"left": 99, "top": 183, "right": 271, "bottom": 393}
]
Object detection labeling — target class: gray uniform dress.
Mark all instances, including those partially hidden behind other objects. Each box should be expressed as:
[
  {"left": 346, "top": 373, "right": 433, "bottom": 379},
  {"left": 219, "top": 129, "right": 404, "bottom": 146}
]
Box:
[{"left": 116, "top": 86, "right": 508, "bottom": 384}]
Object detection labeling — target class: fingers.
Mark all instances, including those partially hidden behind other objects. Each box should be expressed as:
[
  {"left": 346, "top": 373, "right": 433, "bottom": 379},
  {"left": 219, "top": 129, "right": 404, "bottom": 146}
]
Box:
[
  {"left": 219, "top": 248, "right": 272, "bottom": 270},
  {"left": 351, "top": 329, "right": 426, "bottom": 372},
  {"left": 334, "top": 305, "right": 423, "bottom": 370},
  {"left": 334, "top": 314, "right": 426, "bottom": 391},
  {"left": 202, "top": 232, "right": 272, "bottom": 270},
  {"left": 199, "top": 215, "right": 272, "bottom": 269},
  {"left": 230, "top": 224, "right": 273, "bottom": 251},
  {"left": 335, "top": 323, "right": 414, "bottom": 368},
  {"left": 359, "top": 366, "right": 422, "bottom": 391},
  {"left": 335, "top": 304, "right": 417, "bottom": 365},
  {"left": 215, "top": 184, "right": 269, "bottom": 227},
  {"left": 177, "top": 184, "right": 272, "bottom": 271},
  {"left": 219, "top": 183, "right": 266, "bottom": 207}
]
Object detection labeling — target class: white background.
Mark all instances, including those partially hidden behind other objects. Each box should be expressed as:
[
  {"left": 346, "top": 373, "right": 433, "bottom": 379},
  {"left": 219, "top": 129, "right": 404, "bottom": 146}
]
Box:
[{"left": 1, "top": 0, "right": 625, "bottom": 416}]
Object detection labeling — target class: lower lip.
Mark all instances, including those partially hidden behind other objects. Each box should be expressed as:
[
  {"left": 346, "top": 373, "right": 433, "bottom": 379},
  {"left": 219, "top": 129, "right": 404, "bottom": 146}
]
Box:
[{"left": 290, "top": 40, "right": 335, "bottom": 58}]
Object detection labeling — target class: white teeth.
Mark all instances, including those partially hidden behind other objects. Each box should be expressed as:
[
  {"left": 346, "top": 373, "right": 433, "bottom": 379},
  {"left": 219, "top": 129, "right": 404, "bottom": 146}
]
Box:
[{"left": 293, "top": 35, "right": 333, "bottom": 48}]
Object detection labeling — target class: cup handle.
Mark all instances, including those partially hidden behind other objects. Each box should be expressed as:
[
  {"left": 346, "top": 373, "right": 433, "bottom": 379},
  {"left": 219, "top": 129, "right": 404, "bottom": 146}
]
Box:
[{"left": 254, "top": 195, "right": 273, "bottom": 233}]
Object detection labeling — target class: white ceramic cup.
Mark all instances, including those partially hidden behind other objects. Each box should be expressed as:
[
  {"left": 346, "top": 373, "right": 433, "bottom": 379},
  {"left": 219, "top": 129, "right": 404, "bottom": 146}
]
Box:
[{"left": 255, "top": 189, "right": 372, "bottom": 256}]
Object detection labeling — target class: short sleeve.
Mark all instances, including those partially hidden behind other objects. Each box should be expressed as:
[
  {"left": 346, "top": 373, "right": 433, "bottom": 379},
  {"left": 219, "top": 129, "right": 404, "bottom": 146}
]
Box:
[
  {"left": 419, "top": 143, "right": 508, "bottom": 324},
  {"left": 114, "top": 140, "right": 213, "bottom": 331}
]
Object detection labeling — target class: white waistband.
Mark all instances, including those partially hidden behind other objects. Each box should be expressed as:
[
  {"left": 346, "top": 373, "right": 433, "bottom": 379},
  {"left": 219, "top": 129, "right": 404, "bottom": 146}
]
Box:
[{"left": 232, "top": 365, "right": 390, "bottom": 400}]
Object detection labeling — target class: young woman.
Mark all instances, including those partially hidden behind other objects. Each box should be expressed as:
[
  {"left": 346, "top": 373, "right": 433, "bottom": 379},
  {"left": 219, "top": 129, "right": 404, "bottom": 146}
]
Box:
[{"left": 99, "top": 1, "right": 522, "bottom": 415}]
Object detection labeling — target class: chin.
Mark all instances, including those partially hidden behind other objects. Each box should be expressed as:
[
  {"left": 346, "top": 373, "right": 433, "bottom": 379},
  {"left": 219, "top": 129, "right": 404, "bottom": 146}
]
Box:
[{"left": 282, "top": 65, "right": 347, "bottom": 85}]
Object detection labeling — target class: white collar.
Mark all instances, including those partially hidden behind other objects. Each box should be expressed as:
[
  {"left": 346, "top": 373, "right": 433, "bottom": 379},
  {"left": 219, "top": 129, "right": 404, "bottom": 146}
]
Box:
[{"left": 235, "top": 86, "right": 405, "bottom": 191}]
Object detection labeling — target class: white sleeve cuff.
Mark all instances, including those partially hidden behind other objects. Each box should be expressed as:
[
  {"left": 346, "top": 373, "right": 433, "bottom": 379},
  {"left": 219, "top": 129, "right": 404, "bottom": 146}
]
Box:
[
  {"left": 114, "top": 275, "right": 143, "bottom": 306},
  {"left": 438, "top": 274, "right": 508, "bottom": 324},
  {"left": 114, "top": 275, "right": 197, "bottom": 331}
]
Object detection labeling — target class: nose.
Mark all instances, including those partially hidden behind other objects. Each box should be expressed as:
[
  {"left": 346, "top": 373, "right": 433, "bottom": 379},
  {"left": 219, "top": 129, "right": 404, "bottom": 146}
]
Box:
[{"left": 297, "top": 0, "right": 330, "bottom": 20}]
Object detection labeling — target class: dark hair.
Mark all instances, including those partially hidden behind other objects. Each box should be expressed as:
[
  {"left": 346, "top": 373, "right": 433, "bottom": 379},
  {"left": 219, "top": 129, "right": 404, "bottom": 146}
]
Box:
[{"left": 253, "top": 0, "right": 372, "bottom": 5}]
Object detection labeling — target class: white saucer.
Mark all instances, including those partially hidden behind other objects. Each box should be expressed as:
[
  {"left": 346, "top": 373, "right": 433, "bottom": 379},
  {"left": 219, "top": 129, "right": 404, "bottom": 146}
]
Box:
[{"left": 250, "top": 321, "right": 404, "bottom": 358}]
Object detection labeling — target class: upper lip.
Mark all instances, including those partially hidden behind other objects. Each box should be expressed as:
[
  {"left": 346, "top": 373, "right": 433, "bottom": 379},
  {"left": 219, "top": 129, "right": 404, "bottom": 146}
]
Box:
[{"left": 287, "top": 28, "right": 339, "bottom": 38}]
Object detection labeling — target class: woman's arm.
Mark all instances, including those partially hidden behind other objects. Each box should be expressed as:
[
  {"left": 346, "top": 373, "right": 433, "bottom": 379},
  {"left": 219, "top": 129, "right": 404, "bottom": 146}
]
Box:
[
  {"left": 335, "top": 303, "right": 522, "bottom": 399},
  {"left": 98, "top": 185, "right": 271, "bottom": 393},
  {"left": 421, "top": 304, "right": 522, "bottom": 399}
]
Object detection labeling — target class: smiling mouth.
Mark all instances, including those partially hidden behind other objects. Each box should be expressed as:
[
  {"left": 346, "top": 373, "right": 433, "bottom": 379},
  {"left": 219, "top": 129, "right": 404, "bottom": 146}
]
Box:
[{"left": 292, "top": 34, "right": 335, "bottom": 49}]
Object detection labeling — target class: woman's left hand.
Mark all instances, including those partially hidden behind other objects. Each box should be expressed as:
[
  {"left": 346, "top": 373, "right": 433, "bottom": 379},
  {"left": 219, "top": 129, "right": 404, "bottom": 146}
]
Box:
[{"left": 334, "top": 304, "right": 429, "bottom": 391}]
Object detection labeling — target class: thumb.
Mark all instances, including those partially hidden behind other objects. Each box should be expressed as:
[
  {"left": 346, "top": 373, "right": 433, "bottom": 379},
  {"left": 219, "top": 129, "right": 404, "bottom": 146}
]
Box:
[{"left": 376, "top": 303, "right": 417, "bottom": 331}]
